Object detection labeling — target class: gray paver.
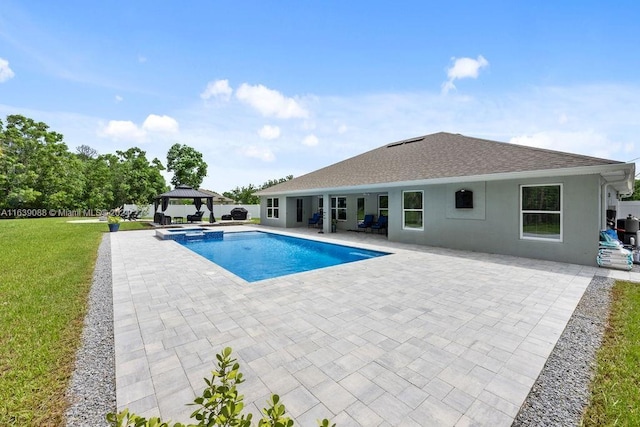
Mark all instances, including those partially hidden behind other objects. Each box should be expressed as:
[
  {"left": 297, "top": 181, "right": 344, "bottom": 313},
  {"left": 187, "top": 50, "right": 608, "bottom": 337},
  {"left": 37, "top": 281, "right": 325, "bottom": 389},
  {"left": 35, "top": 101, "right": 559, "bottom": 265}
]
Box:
[{"left": 112, "top": 225, "right": 600, "bottom": 425}]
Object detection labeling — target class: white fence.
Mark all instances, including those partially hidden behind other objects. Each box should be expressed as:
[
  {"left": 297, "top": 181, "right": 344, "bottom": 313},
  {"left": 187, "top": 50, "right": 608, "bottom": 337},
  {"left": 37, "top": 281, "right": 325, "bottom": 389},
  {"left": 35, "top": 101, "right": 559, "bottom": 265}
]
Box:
[
  {"left": 618, "top": 201, "right": 640, "bottom": 219},
  {"left": 124, "top": 204, "right": 260, "bottom": 220}
]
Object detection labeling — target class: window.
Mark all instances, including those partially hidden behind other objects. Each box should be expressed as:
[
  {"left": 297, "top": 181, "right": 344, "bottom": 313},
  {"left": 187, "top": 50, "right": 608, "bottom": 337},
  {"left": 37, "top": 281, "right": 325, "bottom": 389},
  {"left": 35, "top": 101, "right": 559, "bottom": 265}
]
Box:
[
  {"left": 331, "top": 196, "right": 347, "bottom": 221},
  {"left": 296, "top": 199, "right": 303, "bottom": 222},
  {"left": 357, "top": 197, "right": 365, "bottom": 222},
  {"left": 267, "top": 197, "right": 279, "bottom": 219},
  {"left": 378, "top": 195, "right": 388, "bottom": 218},
  {"left": 520, "top": 184, "right": 562, "bottom": 241},
  {"left": 403, "top": 191, "right": 423, "bottom": 230}
]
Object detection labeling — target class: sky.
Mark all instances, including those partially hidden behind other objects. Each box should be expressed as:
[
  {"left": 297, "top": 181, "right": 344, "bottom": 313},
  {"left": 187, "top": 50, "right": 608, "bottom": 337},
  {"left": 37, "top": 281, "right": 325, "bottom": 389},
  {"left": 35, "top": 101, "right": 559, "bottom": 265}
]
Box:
[{"left": 1, "top": 1, "right": 639, "bottom": 193}]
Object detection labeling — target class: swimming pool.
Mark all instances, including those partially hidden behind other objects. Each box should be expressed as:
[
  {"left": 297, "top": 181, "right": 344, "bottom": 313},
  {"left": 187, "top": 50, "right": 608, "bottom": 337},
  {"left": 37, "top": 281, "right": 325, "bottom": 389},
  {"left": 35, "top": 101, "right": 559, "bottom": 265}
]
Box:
[{"left": 178, "top": 231, "right": 389, "bottom": 282}]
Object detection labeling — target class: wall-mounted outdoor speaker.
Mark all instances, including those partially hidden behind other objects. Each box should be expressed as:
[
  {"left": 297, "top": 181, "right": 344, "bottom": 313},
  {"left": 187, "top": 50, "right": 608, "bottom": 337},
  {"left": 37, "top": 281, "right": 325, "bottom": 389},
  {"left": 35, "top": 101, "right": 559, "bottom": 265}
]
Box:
[{"left": 455, "top": 189, "right": 473, "bottom": 209}]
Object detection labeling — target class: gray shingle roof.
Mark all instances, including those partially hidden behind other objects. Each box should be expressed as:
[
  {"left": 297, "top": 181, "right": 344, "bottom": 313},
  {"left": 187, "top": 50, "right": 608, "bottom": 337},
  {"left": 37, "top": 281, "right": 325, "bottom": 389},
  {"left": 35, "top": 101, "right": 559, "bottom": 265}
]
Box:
[
  {"left": 258, "top": 132, "right": 624, "bottom": 194},
  {"left": 157, "top": 184, "right": 212, "bottom": 199}
]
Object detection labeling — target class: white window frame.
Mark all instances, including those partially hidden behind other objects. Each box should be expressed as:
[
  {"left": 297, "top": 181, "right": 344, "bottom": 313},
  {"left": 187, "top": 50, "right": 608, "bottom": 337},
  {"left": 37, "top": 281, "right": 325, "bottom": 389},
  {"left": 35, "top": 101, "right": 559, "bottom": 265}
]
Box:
[
  {"left": 378, "top": 194, "right": 388, "bottom": 218},
  {"left": 520, "top": 183, "right": 563, "bottom": 242},
  {"left": 331, "top": 196, "right": 347, "bottom": 221},
  {"left": 357, "top": 197, "right": 365, "bottom": 222},
  {"left": 267, "top": 197, "right": 279, "bottom": 219},
  {"left": 402, "top": 190, "right": 424, "bottom": 231}
]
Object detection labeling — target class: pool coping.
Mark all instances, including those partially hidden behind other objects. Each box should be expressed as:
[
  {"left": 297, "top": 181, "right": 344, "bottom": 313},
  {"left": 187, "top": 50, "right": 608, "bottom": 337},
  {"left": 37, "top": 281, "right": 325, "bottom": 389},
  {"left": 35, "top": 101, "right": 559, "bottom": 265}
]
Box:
[{"left": 174, "top": 229, "right": 392, "bottom": 283}]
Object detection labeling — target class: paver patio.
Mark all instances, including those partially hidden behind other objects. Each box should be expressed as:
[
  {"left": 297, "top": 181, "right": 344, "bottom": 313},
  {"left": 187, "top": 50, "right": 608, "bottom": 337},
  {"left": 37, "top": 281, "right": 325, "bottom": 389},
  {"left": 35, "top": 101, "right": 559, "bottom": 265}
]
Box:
[{"left": 110, "top": 225, "right": 626, "bottom": 426}]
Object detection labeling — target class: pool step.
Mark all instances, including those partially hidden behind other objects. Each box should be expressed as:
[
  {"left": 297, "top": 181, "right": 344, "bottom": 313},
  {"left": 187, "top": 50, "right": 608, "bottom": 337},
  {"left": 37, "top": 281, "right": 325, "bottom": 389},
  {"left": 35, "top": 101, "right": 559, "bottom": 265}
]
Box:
[{"left": 185, "top": 232, "right": 205, "bottom": 240}]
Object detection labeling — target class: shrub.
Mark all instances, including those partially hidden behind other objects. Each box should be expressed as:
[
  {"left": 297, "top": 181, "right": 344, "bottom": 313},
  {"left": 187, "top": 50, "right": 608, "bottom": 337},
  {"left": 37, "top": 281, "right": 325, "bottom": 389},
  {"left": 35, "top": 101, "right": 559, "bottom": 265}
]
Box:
[{"left": 107, "top": 347, "right": 335, "bottom": 427}]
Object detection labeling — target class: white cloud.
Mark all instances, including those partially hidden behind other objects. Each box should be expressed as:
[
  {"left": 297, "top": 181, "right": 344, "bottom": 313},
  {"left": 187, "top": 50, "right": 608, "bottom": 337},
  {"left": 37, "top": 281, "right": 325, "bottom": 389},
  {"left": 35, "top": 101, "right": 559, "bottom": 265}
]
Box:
[
  {"left": 99, "top": 120, "right": 146, "bottom": 142},
  {"left": 301, "top": 120, "right": 316, "bottom": 131},
  {"left": 337, "top": 124, "right": 348, "bottom": 134},
  {"left": 138, "top": 55, "right": 147, "bottom": 63},
  {"left": 115, "top": 95, "right": 123, "bottom": 103},
  {"left": 558, "top": 113, "right": 568, "bottom": 124},
  {"left": 236, "top": 83, "right": 308, "bottom": 118},
  {"left": 442, "top": 55, "right": 489, "bottom": 94},
  {"left": 302, "top": 134, "right": 319, "bottom": 147},
  {"left": 239, "top": 145, "right": 275, "bottom": 162},
  {"left": 142, "top": 114, "right": 179, "bottom": 133},
  {"left": 509, "top": 130, "right": 615, "bottom": 159},
  {"left": 0, "top": 58, "right": 15, "bottom": 82},
  {"left": 258, "top": 125, "right": 281, "bottom": 140},
  {"left": 201, "top": 79, "right": 233, "bottom": 100},
  {"left": 99, "top": 114, "right": 178, "bottom": 142}
]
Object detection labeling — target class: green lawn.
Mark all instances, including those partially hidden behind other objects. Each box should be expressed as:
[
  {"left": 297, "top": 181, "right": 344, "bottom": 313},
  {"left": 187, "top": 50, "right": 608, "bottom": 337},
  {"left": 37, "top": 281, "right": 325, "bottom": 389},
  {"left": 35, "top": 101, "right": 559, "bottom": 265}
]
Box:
[
  {"left": 0, "top": 218, "right": 147, "bottom": 426},
  {"left": 582, "top": 280, "right": 640, "bottom": 426}
]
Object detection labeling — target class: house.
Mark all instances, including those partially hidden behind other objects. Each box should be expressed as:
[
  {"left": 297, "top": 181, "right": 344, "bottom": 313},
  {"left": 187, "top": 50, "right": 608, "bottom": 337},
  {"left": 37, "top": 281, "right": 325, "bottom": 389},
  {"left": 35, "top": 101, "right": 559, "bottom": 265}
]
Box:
[
  {"left": 256, "top": 132, "right": 635, "bottom": 265},
  {"left": 196, "top": 188, "right": 236, "bottom": 205}
]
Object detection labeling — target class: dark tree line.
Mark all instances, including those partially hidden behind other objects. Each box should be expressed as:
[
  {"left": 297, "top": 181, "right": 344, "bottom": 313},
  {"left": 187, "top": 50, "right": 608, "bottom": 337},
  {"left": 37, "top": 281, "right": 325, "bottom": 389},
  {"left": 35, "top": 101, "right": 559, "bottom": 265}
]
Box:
[
  {"left": 0, "top": 114, "right": 168, "bottom": 211},
  {"left": 622, "top": 180, "right": 640, "bottom": 201},
  {"left": 223, "top": 175, "right": 293, "bottom": 204}
]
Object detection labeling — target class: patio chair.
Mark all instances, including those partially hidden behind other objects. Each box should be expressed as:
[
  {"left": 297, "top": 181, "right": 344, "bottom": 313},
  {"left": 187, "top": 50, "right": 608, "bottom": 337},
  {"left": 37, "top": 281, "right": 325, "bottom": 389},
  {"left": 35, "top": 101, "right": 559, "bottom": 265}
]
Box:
[
  {"left": 371, "top": 215, "right": 388, "bottom": 234},
  {"left": 187, "top": 211, "right": 204, "bottom": 223},
  {"left": 308, "top": 212, "right": 321, "bottom": 227},
  {"left": 153, "top": 212, "right": 171, "bottom": 225},
  {"left": 357, "top": 214, "right": 375, "bottom": 231}
]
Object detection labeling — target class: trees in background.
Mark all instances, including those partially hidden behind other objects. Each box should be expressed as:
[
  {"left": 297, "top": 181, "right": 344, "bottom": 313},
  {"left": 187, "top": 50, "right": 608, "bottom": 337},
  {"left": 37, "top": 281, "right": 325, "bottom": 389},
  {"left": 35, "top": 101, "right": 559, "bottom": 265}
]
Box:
[
  {"left": 166, "top": 143, "right": 207, "bottom": 188},
  {"left": 0, "top": 115, "right": 84, "bottom": 209},
  {"left": 111, "top": 148, "right": 167, "bottom": 208},
  {"left": 223, "top": 175, "right": 293, "bottom": 204},
  {"left": 0, "top": 114, "right": 168, "bottom": 211},
  {"left": 224, "top": 184, "right": 260, "bottom": 204},
  {"left": 0, "top": 113, "right": 293, "bottom": 212},
  {"left": 622, "top": 180, "right": 640, "bottom": 201}
]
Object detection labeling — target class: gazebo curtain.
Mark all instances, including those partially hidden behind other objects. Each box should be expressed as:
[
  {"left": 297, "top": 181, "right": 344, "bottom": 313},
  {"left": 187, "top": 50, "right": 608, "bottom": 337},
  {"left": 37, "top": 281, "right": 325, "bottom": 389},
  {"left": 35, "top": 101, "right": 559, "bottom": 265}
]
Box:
[
  {"left": 207, "top": 197, "right": 214, "bottom": 223},
  {"left": 194, "top": 198, "right": 202, "bottom": 211},
  {"left": 161, "top": 197, "right": 169, "bottom": 212}
]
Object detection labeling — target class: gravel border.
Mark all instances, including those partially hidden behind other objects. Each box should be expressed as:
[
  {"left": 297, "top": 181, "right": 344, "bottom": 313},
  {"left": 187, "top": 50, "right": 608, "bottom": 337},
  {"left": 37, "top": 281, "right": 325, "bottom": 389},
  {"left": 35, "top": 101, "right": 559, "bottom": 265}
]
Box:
[
  {"left": 65, "top": 234, "right": 115, "bottom": 427},
  {"left": 63, "top": 234, "right": 614, "bottom": 426},
  {"left": 512, "top": 275, "right": 613, "bottom": 426}
]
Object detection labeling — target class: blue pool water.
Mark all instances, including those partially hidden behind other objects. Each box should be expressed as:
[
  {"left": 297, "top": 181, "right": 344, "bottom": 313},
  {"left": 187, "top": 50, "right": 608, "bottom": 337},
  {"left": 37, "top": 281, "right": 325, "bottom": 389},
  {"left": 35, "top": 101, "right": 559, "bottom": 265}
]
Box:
[{"left": 178, "top": 231, "right": 389, "bottom": 282}]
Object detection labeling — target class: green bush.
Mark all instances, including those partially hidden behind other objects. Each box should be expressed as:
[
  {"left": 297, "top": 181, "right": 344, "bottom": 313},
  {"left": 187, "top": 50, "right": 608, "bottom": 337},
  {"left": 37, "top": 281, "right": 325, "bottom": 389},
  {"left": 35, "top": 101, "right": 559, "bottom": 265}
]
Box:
[{"left": 107, "top": 347, "right": 334, "bottom": 427}]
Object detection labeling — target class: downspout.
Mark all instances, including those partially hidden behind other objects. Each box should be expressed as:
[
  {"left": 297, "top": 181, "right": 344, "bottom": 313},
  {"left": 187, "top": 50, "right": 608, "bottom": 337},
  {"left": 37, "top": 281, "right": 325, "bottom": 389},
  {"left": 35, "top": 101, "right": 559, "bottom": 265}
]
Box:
[
  {"left": 600, "top": 179, "right": 610, "bottom": 230},
  {"left": 601, "top": 170, "right": 633, "bottom": 230}
]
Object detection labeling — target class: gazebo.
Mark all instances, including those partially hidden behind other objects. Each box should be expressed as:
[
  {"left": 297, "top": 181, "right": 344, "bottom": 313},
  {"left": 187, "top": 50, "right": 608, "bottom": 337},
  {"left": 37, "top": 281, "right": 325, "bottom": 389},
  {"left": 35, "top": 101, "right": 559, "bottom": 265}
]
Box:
[{"left": 154, "top": 184, "right": 216, "bottom": 224}]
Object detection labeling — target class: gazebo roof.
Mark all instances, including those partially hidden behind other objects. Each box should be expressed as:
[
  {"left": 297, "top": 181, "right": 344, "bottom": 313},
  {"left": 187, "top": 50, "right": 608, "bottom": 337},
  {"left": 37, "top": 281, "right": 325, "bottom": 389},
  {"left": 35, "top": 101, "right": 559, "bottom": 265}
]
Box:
[{"left": 156, "top": 184, "right": 212, "bottom": 199}]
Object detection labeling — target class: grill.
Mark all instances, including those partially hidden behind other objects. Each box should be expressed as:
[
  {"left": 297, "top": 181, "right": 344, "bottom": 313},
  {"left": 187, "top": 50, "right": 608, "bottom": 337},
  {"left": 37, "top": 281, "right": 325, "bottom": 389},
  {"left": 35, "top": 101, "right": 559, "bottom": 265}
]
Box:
[{"left": 230, "top": 207, "right": 248, "bottom": 220}]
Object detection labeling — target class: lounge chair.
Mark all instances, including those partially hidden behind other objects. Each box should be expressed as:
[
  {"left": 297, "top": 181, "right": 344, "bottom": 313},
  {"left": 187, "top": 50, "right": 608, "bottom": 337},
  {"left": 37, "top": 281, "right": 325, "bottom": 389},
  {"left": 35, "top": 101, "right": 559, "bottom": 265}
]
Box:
[
  {"left": 357, "top": 214, "right": 375, "bottom": 231},
  {"left": 187, "top": 211, "right": 204, "bottom": 223},
  {"left": 308, "top": 212, "right": 321, "bottom": 227},
  {"left": 371, "top": 215, "right": 388, "bottom": 234}
]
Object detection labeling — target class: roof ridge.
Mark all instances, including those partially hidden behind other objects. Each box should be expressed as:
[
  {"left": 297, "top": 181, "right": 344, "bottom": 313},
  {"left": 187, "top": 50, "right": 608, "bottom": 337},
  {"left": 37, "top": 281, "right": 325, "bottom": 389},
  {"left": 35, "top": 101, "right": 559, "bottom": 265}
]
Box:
[{"left": 448, "top": 132, "right": 623, "bottom": 164}]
